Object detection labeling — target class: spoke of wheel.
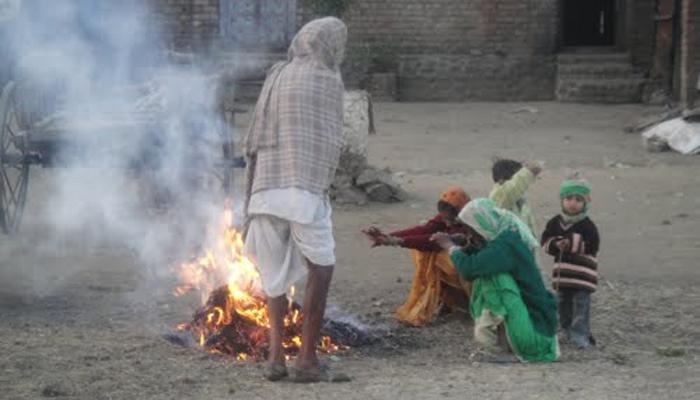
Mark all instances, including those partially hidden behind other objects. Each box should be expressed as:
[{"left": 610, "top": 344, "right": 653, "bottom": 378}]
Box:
[
  {"left": 0, "top": 178, "right": 10, "bottom": 213},
  {"left": 4, "top": 167, "right": 25, "bottom": 225},
  {"left": 10, "top": 165, "right": 25, "bottom": 199},
  {"left": 14, "top": 172, "right": 26, "bottom": 205},
  {"left": 7, "top": 113, "right": 18, "bottom": 138},
  {"left": 2, "top": 110, "right": 18, "bottom": 155},
  {"left": 1, "top": 169, "right": 18, "bottom": 206},
  {"left": 9, "top": 181, "right": 23, "bottom": 224},
  {"left": 2, "top": 171, "right": 17, "bottom": 207},
  {"left": 9, "top": 92, "right": 21, "bottom": 130},
  {"left": 1, "top": 125, "right": 8, "bottom": 155},
  {"left": 0, "top": 184, "right": 7, "bottom": 209},
  {"left": 8, "top": 109, "right": 20, "bottom": 136},
  {"left": 0, "top": 193, "right": 6, "bottom": 230},
  {"left": 4, "top": 132, "right": 14, "bottom": 155}
]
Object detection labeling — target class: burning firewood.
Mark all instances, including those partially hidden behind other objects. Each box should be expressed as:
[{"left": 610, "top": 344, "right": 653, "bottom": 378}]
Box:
[
  {"left": 169, "top": 285, "right": 374, "bottom": 361},
  {"left": 167, "top": 213, "right": 376, "bottom": 360}
]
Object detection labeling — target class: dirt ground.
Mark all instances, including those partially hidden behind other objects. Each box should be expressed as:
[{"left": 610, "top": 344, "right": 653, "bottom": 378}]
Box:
[{"left": 1, "top": 102, "right": 699, "bottom": 399}]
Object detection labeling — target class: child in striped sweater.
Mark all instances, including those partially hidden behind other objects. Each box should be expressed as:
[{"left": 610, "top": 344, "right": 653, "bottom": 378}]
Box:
[{"left": 541, "top": 178, "right": 600, "bottom": 349}]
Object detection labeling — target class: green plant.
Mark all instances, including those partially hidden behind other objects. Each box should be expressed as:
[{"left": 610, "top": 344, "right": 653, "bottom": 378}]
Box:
[
  {"left": 341, "top": 43, "right": 373, "bottom": 88},
  {"left": 304, "top": 0, "right": 352, "bottom": 17},
  {"left": 367, "top": 42, "right": 399, "bottom": 73},
  {"left": 340, "top": 41, "right": 401, "bottom": 88}
]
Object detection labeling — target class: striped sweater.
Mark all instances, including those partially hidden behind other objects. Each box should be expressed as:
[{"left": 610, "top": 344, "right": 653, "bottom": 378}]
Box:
[{"left": 541, "top": 215, "right": 600, "bottom": 292}]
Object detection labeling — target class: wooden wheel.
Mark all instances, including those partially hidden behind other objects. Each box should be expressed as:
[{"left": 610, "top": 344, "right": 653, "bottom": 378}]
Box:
[{"left": 0, "top": 81, "right": 31, "bottom": 234}]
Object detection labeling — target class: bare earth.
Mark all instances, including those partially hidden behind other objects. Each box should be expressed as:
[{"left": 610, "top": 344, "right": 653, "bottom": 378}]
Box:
[{"left": 1, "top": 102, "right": 699, "bottom": 399}]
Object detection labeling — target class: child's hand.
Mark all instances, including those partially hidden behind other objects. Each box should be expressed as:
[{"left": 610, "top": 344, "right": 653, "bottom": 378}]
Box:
[
  {"left": 431, "top": 232, "right": 455, "bottom": 251},
  {"left": 556, "top": 238, "right": 571, "bottom": 252},
  {"left": 362, "top": 226, "right": 383, "bottom": 238},
  {"left": 362, "top": 227, "right": 383, "bottom": 247},
  {"left": 524, "top": 161, "right": 542, "bottom": 177},
  {"left": 363, "top": 228, "right": 401, "bottom": 247},
  {"left": 362, "top": 227, "right": 384, "bottom": 241}
]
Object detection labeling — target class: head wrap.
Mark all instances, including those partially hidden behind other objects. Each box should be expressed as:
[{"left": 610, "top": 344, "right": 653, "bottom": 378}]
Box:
[
  {"left": 457, "top": 198, "right": 539, "bottom": 250},
  {"left": 440, "top": 186, "right": 470, "bottom": 211},
  {"left": 559, "top": 178, "right": 591, "bottom": 224},
  {"left": 245, "top": 17, "right": 347, "bottom": 153}
]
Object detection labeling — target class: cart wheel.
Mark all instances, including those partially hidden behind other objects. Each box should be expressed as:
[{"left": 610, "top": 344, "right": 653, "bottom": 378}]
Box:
[{"left": 0, "top": 82, "right": 31, "bottom": 234}]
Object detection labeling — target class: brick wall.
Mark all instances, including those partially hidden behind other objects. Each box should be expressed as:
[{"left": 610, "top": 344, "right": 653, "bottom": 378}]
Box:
[
  {"left": 147, "top": 0, "right": 661, "bottom": 101},
  {"left": 349, "top": 1, "right": 556, "bottom": 55},
  {"left": 627, "top": 0, "right": 656, "bottom": 70},
  {"left": 148, "top": 0, "right": 220, "bottom": 51},
  {"left": 299, "top": 0, "right": 560, "bottom": 100},
  {"left": 397, "top": 54, "right": 556, "bottom": 101}
]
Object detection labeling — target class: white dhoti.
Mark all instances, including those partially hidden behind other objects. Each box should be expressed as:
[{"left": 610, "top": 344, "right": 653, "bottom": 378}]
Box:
[{"left": 244, "top": 188, "right": 335, "bottom": 297}]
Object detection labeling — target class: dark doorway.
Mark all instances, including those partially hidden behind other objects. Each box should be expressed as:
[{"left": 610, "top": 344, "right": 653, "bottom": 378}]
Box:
[{"left": 563, "top": 0, "right": 616, "bottom": 46}]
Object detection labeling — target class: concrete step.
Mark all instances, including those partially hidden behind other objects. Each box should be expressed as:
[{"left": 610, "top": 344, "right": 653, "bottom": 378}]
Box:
[
  {"left": 556, "top": 78, "right": 645, "bottom": 103},
  {"left": 556, "top": 52, "right": 644, "bottom": 103},
  {"left": 557, "top": 53, "right": 631, "bottom": 65},
  {"left": 558, "top": 63, "right": 644, "bottom": 80}
]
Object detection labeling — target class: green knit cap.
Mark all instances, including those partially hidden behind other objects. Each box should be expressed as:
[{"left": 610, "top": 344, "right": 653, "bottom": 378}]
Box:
[{"left": 560, "top": 179, "right": 591, "bottom": 199}]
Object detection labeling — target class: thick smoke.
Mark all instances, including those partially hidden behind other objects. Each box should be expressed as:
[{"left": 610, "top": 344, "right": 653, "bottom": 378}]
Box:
[{"left": 1, "top": 1, "right": 235, "bottom": 284}]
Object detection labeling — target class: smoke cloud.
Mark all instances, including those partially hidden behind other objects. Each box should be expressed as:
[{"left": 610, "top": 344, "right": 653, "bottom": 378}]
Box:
[{"left": 1, "top": 0, "right": 237, "bottom": 291}]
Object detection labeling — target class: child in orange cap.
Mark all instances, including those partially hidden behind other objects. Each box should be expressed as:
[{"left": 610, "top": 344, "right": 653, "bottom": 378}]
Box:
[{"left": 363, "top": 186, "right": 477, "bottom": 326}]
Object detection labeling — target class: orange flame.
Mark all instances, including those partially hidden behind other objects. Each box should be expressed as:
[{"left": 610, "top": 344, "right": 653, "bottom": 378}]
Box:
[{"left": 173, "top": 209, "right": 340, "bottom": 360}]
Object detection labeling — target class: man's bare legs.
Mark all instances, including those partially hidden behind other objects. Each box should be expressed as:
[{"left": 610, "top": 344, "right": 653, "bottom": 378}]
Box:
[
  {"left": 294, "top": 261, "right": 334, "bottom": 374},
  {"left": 265, "top": 295, "right": 288, "bottom": 380}
]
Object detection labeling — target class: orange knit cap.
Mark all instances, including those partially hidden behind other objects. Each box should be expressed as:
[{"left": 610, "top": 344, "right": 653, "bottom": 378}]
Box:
[{"left": 440, "top": 186, "right": 470, "bottom": 210}]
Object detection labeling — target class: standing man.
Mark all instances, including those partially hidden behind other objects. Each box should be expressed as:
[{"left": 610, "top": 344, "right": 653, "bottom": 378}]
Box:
[{"left": 243, "top": 17, "right": 348, "bottom": 383}]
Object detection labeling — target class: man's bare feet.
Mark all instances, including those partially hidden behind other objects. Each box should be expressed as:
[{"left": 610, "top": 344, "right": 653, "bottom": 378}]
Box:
[
  {"left": 265, "top": 295, "right": 287, "bottom": 381},
  {"left": 263, "top": 362, "right": 288, "bottom": 381}
]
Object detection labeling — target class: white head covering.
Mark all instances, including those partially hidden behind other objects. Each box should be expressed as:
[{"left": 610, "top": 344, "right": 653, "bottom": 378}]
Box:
[{"left": 458, "top": 198, "right": 539, "bottom": 250}]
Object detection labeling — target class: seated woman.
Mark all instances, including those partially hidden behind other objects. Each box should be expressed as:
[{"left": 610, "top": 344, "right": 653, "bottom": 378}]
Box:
[
  {"left": 363, "top": 186, "right": 474, "bottom": 326},
  {"left": 432, "top": 198, "right": 559, "bottom": 362}
]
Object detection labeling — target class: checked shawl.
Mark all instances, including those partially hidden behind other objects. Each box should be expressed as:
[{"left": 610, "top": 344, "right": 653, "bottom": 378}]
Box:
[{"left": 245, "top": 17, "right": 347, "bottom": 201}]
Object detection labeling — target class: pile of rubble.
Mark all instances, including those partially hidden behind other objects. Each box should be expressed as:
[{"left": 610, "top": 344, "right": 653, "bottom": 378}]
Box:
[
  {"left": 629, "top": 106, "right": 700, "bottom": 155},
  {"left": 331, "top": 91, "right": 407, "bottom": 205}
]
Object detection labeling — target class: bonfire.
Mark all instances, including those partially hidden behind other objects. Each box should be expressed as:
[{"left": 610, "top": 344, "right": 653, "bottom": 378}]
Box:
[{"left": 171, "top": 209, "right": 367, "bottom": 361}]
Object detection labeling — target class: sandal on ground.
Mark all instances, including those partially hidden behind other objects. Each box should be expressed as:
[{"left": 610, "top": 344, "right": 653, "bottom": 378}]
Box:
[{"left": 263, "top": 363, "right": 288, "bottom": 382}]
